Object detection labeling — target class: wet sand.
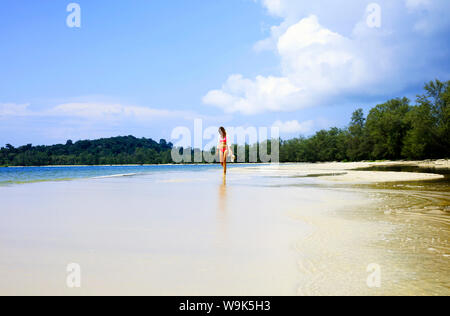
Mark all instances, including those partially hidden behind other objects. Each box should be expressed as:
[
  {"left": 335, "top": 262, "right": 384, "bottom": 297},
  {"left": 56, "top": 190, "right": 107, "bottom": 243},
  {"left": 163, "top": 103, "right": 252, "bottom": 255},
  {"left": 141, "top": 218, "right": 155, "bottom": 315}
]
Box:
[{"left": 0, "top": 163, "right": 448, "bottom": 295}]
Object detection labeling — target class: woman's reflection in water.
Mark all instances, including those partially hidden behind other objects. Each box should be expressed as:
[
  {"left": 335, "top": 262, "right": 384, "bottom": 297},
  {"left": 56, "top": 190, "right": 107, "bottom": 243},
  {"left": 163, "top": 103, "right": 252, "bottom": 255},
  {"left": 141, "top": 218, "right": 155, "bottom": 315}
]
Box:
[{"left": 217, "top": 175, "right": 228, "bottom": 247}]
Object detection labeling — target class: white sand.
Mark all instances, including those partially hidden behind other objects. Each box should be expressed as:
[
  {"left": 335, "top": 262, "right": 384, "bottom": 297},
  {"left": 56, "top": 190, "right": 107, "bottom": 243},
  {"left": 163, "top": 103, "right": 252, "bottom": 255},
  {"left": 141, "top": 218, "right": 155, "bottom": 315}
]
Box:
[
  {"left": 235, "top": 162, "right": 445, "bottom": 183},
  {"left": 377, "top": 159, "right": 450, "bottom": 169}
]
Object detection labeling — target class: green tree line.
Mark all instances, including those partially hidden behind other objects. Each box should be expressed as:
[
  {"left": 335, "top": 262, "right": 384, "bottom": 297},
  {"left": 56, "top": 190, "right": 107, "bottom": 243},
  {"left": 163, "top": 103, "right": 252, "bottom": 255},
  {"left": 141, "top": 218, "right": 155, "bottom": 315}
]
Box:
[
  {"left": 280, "top": 79, "right": 449, "bottom": 162},
  {"left": 1, "top": 80, "right": 448, "bottom": 166},
  {"left": 0, "top": 136, "right": 173, "bottom": 166}
]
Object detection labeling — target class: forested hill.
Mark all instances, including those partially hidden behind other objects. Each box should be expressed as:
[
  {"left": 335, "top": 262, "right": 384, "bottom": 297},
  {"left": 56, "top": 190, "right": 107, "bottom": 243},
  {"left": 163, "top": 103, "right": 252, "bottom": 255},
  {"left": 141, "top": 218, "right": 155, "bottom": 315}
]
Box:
[
  {"left": 1, "top": 80, "right": 449, "bottom": 166},
  {"left": 0, "top": 136, "right": 174, "bottom": 166}
]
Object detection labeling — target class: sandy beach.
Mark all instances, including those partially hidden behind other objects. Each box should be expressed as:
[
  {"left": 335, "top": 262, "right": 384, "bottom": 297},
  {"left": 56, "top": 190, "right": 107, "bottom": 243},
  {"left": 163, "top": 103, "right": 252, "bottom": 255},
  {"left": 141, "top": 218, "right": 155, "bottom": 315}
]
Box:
[
  {"left": 0, "top": 162, "right": 448, "bottom": 296},
  {"left": 236, "top": 161, "right": 446, "bottom": 183}
]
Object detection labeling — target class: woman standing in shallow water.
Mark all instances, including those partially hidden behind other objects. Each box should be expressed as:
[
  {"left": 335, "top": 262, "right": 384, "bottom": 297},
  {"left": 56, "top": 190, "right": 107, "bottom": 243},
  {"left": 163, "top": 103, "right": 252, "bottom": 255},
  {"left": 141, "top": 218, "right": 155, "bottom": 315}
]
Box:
[{"left": 217, "top": 127, "right": 234, "bottom": 175}]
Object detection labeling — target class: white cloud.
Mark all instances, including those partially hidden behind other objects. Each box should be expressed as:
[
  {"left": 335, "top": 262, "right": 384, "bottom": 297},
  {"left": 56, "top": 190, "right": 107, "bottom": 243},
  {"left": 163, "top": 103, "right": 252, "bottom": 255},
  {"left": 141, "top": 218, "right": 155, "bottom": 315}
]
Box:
[
  {"left": 203, "top": 74, "right": 301, "bottom": 115},
  {"left": 204, "top": 14, "right": 383, "bottom": 114},
  {"left": 403, "top": 0, "right": 449, "bottom": 34},
  {"left": 405, "top": 0, "right": 431, "bottom": 10},
  {"left": 0, "top": 100, "right": 225, "bottom": 146},
  {"left": 204, "top": 0, "right": 450, "bottom": 115},
  {"left": 51, "top": 102, "right": 184, "bottom": 120},
  {"left": 261, "top": 0, "right": 285, "bottom": 17},
  {"left": 272, "top": 119, "right": 314, "bottom": 134},
  {"left": 0, "top": 103, "right": 31, "bottom": 116},
  {"left": 0, "top": 101, "right": 190, "bottom": 121}
]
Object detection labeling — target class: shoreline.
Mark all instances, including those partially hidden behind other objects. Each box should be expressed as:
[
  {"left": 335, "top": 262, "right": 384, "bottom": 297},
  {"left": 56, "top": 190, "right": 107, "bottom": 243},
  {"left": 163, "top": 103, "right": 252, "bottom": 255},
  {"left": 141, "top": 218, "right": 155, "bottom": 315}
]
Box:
[
  {"left": 1, "top": 160, "right": 448, "bottom": 186},
  {"left": 0, "top": 163, "right": 252, "bottom": 168},
  {"left": 1, "top": 159, "right": 448, "bottom": 169}
]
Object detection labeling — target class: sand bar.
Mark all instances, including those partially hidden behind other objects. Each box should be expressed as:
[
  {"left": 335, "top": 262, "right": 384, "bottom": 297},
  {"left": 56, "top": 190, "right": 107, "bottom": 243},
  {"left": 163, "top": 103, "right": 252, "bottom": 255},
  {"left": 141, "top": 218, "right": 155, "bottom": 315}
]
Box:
[{"left": 235, "top": 161, "right": 445, "bottom": 183}]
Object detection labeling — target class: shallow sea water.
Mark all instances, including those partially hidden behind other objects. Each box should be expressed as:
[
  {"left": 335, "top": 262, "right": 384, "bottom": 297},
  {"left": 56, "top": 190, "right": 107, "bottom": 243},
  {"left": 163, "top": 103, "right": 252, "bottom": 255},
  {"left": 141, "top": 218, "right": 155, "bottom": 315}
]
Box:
[{"left": 0, "top": 164, "right": 448, "bottom": 295}]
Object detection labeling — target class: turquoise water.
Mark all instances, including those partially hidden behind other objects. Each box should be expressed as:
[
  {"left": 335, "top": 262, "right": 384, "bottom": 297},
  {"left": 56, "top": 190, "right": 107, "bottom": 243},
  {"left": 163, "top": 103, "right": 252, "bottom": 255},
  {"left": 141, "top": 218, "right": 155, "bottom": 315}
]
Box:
[{"left": 0, "top": 165, "right": 224, "bottom": 185}]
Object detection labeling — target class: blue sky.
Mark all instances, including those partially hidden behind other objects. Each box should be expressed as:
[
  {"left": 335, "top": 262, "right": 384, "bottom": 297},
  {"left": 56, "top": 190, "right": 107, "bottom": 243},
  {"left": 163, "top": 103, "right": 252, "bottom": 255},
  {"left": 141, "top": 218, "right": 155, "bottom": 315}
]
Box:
[{"left": 1, "top": 0, "right": 449, "bottom": 146}]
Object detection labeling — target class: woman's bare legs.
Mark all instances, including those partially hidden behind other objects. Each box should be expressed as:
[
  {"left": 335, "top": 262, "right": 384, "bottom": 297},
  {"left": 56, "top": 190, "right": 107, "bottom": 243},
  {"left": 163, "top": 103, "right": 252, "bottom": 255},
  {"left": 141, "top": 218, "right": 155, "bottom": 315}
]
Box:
[
  {"left": 219, "top": 150, "right": 227, "bottom": 175},
  {"left": 223, "top": 150, "right": 228, "bottom": 175}
]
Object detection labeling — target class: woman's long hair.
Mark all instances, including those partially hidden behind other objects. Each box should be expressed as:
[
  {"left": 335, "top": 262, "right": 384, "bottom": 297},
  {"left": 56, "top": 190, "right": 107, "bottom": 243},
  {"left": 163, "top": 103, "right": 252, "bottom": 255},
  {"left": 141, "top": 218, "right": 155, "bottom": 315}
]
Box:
[{"left": 219, "top": 127, "right": 226, "bottom": 138}]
